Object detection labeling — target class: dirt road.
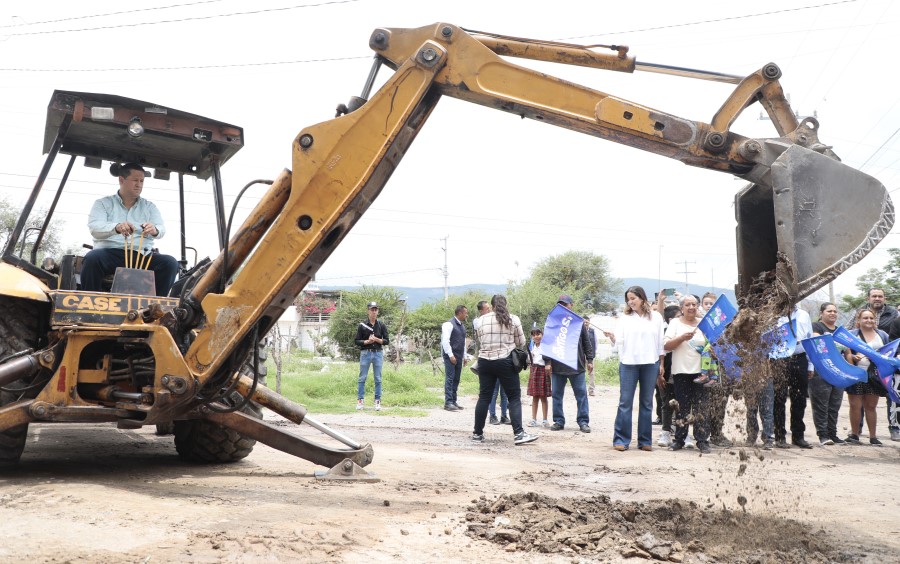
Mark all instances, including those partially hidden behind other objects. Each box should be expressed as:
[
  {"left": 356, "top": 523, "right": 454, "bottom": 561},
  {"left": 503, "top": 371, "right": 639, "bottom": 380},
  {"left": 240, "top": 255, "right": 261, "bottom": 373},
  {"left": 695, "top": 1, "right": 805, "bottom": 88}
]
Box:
[{"left": 1, "top": 386, "right": 897, "bottom": 563}]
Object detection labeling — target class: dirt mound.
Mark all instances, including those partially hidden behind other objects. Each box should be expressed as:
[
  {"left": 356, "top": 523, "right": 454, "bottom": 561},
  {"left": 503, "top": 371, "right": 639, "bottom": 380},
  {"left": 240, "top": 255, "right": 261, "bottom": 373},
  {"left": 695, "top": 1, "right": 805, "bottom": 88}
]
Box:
[{"left": 464, "top": 492, "right": 865, "bottom": 563}]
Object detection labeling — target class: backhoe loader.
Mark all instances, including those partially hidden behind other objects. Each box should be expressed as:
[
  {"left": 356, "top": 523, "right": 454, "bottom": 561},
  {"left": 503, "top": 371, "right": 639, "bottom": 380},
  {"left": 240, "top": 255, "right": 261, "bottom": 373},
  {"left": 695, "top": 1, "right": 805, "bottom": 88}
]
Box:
[{"left": 0, "top": 24, "right": 891, "bottom": 472}]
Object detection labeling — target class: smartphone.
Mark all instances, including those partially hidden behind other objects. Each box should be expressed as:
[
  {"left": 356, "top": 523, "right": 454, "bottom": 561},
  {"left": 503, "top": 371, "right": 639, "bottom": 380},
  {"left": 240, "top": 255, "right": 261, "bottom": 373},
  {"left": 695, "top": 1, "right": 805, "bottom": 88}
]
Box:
[{"left": 663, "top": 288, "right": 676, "bottom": 297}]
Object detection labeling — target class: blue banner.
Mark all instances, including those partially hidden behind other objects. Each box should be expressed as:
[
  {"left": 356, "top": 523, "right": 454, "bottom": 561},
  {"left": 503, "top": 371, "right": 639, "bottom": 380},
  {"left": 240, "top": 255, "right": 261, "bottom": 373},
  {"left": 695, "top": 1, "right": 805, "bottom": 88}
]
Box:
[
  {"left": 832, "top": 327, "right": 900, "bottom": 403},
  {"left": 763, "top": 320, "right": 798, "bottom": 360},
  {"left": 879, "top": 338, "right": 900, "bottom": 359},
  {"left": 711, "top": 342, "right": 741, "bottom": 382},
  {"left": 541, "top": 304, "right": 584, "bottom": 370},
  {"left": 801, "top": 335, "right": 868, "bottom": 388},
  {"left": 698, "top": 295, "right": 737, "bottom": 344}
]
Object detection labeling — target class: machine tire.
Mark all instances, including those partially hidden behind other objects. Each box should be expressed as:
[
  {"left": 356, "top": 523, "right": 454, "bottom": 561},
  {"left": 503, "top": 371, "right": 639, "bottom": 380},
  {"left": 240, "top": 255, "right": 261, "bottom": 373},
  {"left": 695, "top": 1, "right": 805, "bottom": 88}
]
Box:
[
  {"left": 0, "top": 297, "right": 43, "bottom": 468},
  {"left": 173, "top": 342, "right": 267, "bottom": 463},
  {"left": 173, "top": 398, "right": 262, "bottom": 463}
]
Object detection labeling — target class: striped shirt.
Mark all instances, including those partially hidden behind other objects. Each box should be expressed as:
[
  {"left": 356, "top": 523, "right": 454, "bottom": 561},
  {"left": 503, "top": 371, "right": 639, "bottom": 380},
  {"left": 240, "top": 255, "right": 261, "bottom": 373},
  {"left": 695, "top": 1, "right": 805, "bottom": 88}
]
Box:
[{"left": 476, "top": 312, "right": 526, "bottom": 360}]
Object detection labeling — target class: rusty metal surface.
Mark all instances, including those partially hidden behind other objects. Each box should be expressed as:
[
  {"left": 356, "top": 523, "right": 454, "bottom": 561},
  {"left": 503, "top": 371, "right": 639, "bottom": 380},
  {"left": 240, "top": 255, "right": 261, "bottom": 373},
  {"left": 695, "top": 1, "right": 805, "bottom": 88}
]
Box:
[
  {"left": 235, "top": 375, "right": 308, "bottom": 424},
  {"left": 202, "top": 409, "right": 375, "bottom": 468},
  {"left": 44, "top": 90, "right": 243, "bottom": 180},
  {"left": 50, "top": 291, "right": 178, "bottom": 326}
]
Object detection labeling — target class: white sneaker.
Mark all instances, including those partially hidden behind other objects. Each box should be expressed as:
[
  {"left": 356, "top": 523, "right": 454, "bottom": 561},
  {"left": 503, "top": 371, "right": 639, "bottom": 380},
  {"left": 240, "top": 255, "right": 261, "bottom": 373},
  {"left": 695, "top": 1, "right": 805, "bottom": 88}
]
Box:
[
  {"left": 541, "top": 420, "right": 550, "bottom": 428},
  {"left": 527, "top": 419, "right": 538, "bottom": 427},
  {"left": 374, "top": 400, "right": 381, "bottom": 411},
  {"left": 685, "top": 436, "right": 695, "bottom": 449},
  {"left": 657, "top": 430, "right": 672, "bottom": 447},
  {"left": 356, "top": 399, "right": 363, "bottom": 410}
]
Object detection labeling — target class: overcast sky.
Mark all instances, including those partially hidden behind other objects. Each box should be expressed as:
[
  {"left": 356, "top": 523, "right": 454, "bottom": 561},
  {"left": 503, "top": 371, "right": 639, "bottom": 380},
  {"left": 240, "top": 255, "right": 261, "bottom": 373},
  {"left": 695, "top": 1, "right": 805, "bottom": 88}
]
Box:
[{"left": 1, "top": 0, "right": 898, "bottom": 303}]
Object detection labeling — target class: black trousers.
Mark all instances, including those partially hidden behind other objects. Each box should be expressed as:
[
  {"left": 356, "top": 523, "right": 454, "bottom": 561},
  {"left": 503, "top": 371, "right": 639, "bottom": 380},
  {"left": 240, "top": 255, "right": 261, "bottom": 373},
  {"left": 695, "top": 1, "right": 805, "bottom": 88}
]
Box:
[{"left": 772, "top": 353, "right": 809, "bottom": 442}]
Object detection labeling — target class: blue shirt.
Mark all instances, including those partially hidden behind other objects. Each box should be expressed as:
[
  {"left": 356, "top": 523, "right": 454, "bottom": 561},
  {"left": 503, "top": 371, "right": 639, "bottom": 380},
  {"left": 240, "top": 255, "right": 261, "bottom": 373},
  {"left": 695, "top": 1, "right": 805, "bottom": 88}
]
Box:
[{"left": 87, "top": 192, "right": 166, "bottom": 254}]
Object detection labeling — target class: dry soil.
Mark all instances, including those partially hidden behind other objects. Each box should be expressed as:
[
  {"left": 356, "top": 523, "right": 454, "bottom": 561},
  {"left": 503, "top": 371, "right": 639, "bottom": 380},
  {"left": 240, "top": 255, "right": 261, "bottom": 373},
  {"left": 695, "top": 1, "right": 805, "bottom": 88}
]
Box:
[{"left": 0, "top": 385, "right": 898, "bottom": 563}]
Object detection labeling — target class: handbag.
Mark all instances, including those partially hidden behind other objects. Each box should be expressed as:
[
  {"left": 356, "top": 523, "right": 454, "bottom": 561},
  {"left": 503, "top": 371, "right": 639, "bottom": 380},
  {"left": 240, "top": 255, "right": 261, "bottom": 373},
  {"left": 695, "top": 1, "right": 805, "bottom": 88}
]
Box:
[{"left": 510, "top": 347, "right": 529, "bottom": 372}]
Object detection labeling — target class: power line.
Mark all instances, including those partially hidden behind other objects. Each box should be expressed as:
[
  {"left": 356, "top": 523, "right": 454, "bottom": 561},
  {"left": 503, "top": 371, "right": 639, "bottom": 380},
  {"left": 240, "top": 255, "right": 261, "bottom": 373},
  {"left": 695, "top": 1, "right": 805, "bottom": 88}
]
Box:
[
  {"left": 559, "top": 0, "right": 859, "bottom": 40},
  {"left": 0, "top": 55, "right": 368, "bottom": 73},
  {"left": 0, "top": 0, "right": 225, "bottom": 29},
  {"left": 2, "top": 0, "right": 361, "bottom": 38},
  {"left": 315, "top": 267, "right": 437, "bottom": 282}
]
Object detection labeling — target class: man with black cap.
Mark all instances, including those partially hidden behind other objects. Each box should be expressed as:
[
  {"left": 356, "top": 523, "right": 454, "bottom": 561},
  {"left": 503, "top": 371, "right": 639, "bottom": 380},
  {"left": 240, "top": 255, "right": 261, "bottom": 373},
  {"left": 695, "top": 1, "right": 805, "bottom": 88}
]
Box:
[
  {"left": 83, "top": 162, "right": 179, "bottom": 296},
  {"left": 547, "top": 295, "right": 594, "bottom": 433},
  {"left": 354, "top": 301, "right": 389, "bottom": 411}
]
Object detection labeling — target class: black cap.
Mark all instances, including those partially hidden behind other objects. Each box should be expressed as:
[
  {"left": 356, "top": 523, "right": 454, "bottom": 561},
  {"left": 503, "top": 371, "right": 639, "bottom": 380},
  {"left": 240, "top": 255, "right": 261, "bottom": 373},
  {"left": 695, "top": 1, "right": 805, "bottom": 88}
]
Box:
[
  {"left": 367, "top": 301, "right": 378, "bottom": 309},
  {"left": 557, "top": 295, "right": 574, "bottom": 305}
]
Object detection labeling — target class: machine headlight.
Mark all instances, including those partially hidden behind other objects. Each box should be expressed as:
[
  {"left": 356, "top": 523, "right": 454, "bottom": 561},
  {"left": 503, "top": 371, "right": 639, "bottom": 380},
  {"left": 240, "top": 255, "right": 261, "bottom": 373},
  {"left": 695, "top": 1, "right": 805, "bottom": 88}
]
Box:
[{"left": 127, "top": 117, "right": 144, "bottom": 138}]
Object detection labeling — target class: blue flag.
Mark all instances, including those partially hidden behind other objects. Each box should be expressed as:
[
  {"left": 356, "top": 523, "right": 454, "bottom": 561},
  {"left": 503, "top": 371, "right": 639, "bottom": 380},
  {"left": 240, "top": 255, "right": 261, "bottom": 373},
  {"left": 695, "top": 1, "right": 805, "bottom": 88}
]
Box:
[
  {"left": 763, "top": 320, "right": 798, "bottom": 359},
  {"left": 832, "top": 327, "right": 900, "bottom": 403},
  {"left": 711, "top": 342, "right": 741, "bottom": 382},
  {"left": 801, "top": 335, "right": 867, "bottom": 388},
  {"left": 698, "top": 295, "right": 737, "bottom": 344},
  {"left": 541, "top": 304, "right": 584, "bottom": 370},
  {"left": 879, "top": 338, "right": 900, "bottom": 359}
]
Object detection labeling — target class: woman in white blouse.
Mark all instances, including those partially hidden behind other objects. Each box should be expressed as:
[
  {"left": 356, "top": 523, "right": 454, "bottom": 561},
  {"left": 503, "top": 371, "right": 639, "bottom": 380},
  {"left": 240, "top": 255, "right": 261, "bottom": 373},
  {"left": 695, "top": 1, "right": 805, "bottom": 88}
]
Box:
[
  {"left": 663, "top": 295, "right": 711, "bottom": 453},
  {"left": 606, "top": 286, "right": 665, "bottom": 451}
]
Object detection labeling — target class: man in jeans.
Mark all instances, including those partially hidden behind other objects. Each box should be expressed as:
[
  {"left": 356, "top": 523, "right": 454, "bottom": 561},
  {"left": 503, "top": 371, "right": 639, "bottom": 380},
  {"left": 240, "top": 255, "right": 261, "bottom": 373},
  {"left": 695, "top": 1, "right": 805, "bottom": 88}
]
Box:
[
  {"left": 745, "top": 377, "right": 775, "bottom": 449},
  {"left": 584, "top": 315, "right": 597, "bottom": 396},
  {"left": 772, "top": 305, "right": 814, "bottom": 449},
  {"left": 355, "top": 302, "right": 389, "bottom": 411},
  {"left": 441, "top": 305, "right": 469, "bottom": 411},
  {"left": 547, "top": 295, "right": 593, "bottom": 433}
]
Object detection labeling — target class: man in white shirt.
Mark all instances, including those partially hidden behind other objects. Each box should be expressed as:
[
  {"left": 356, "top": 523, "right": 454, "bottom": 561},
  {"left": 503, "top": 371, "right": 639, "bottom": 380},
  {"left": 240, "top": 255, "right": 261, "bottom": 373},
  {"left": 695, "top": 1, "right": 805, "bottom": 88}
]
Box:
[{"left": 441, "top": 305, "right": 469, "bottom": 411}]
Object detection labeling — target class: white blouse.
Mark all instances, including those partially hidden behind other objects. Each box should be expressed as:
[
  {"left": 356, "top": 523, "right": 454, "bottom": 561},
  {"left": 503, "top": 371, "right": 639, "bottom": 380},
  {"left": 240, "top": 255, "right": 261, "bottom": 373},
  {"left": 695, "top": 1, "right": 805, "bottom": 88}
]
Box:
[
  {"left": 664, "top": 317, "right": 707, "bottom": 375},
  {"left": 614, "top": 310, "right": 665, "bottom": 365}
]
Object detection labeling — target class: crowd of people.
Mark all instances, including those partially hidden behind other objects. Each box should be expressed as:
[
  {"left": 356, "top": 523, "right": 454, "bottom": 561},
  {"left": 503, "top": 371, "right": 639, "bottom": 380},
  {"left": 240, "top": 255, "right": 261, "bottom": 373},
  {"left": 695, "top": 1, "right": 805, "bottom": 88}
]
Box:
[{"left": 353, "top": 286, "right": 900, "bottom": 449}]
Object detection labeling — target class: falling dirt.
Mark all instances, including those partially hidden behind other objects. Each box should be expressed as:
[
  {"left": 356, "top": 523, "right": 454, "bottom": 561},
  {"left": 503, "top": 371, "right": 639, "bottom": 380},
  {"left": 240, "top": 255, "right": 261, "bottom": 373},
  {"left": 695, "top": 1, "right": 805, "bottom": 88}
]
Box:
[
  {"left": 1, "top": 363, "right": 898, "bottom": 563},
  {"left": 465, "top": 491, "right": 864, "bottom": 563}
]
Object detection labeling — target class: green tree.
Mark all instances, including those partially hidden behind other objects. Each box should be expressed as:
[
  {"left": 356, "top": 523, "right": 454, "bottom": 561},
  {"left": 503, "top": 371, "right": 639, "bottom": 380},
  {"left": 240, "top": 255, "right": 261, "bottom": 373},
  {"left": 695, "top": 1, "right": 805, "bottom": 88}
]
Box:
[
  {"left": 528, "top": 251, "right": 622, "bottom": 314},
  {"left": 842, "top": 249, "right": 900, "bottom": 312},
  {"left": 404, "top": 289, "right": 485, "bottom": 363},
  {"left": 326, "top": 286, "right": 405, "bottom": 360},
  {"left": 506, "top": 277, "right": 562, "bottom": 331},
  {"left": 0, "top": 196, "right": 68, "bottom": 263}
]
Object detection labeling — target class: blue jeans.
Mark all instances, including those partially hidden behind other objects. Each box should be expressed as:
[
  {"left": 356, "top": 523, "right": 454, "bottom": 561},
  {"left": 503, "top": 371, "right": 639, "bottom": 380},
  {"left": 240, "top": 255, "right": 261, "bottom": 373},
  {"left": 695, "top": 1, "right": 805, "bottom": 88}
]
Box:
[
  {"left": 614, "top": 362, "right": 658, "bottom": 448},
  {"left": 81, "top": 247, "right": 179, "bottom": 296},
  {"left": 746, "top": 379, "right": 774, "bottom": 441},
  {"left": 489, "top": 379, "right": 508, "bottom": 418},
  {"left": 443, "top": 354, "right": 463, "bottom": 405},
  {"left": 551, "top": 372, "right": 589, "bottom": 427},
  {"left": 474, "top": 357, "right": 523, "bottom": 435},
  {"left": 358, "top": 349, "right": 383, "bottom": 401}
]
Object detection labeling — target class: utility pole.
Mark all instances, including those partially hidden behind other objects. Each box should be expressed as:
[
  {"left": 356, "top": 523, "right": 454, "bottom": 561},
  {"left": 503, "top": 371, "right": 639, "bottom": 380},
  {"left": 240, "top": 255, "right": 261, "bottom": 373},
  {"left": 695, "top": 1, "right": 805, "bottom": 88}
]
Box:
[
  {"left": 657, "top": 245, "right": 662, "bottom": 291},
  {"left": 440, "top": 235, "right": 449, "bottom": 302},
  {"left": 676, "top": 260, "right": 696, "bottom": 295}
]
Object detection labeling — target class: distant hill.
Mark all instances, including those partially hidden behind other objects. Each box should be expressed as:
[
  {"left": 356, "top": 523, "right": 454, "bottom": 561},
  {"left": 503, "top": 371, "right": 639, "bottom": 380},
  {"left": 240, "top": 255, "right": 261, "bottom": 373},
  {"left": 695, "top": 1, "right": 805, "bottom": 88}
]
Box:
[{"left": 318, "top": 278, "right": 735, "bottom": 310}]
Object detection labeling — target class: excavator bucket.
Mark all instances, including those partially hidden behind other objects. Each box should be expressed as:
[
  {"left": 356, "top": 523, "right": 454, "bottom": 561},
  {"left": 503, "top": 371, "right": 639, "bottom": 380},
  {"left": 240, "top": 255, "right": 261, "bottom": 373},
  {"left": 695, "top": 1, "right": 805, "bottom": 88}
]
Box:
[{"left": 735, "top": 144, "right": 894, "bottom": 301}]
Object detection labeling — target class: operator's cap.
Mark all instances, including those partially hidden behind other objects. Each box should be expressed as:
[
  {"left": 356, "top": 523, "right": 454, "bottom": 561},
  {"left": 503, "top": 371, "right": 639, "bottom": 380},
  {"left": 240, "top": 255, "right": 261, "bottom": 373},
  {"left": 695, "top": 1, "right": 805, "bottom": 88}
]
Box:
[
  {"left": 367, "top": 301, "right": 379, "bottom": 309},
  {"left": 557, "top": 295, "right": 574, "bottom": 305}
]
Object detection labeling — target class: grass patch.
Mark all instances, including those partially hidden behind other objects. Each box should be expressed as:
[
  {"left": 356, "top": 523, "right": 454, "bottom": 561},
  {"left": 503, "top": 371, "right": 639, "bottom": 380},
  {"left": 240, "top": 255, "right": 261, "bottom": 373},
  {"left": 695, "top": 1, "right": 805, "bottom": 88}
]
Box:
[{"left": 268, "top": 354, "right": 612, "bottom": 414}]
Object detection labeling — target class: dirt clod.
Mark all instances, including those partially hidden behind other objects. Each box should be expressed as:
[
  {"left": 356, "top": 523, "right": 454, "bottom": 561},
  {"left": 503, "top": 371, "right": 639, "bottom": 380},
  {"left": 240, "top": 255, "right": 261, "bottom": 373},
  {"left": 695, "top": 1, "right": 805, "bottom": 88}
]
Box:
[{"left": 464, "top": 492, "right": 859, "bottom": 562}]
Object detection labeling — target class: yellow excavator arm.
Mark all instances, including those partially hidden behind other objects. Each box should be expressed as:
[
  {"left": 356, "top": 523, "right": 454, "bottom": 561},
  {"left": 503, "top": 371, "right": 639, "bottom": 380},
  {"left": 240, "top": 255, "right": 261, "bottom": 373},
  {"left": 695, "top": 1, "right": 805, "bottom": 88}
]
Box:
[
  {"left": 182, "top": 23, "right": 891, "bottom": 383},
  {"left": 0, "top": 24, "right": 891, "bottom": 472}
]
